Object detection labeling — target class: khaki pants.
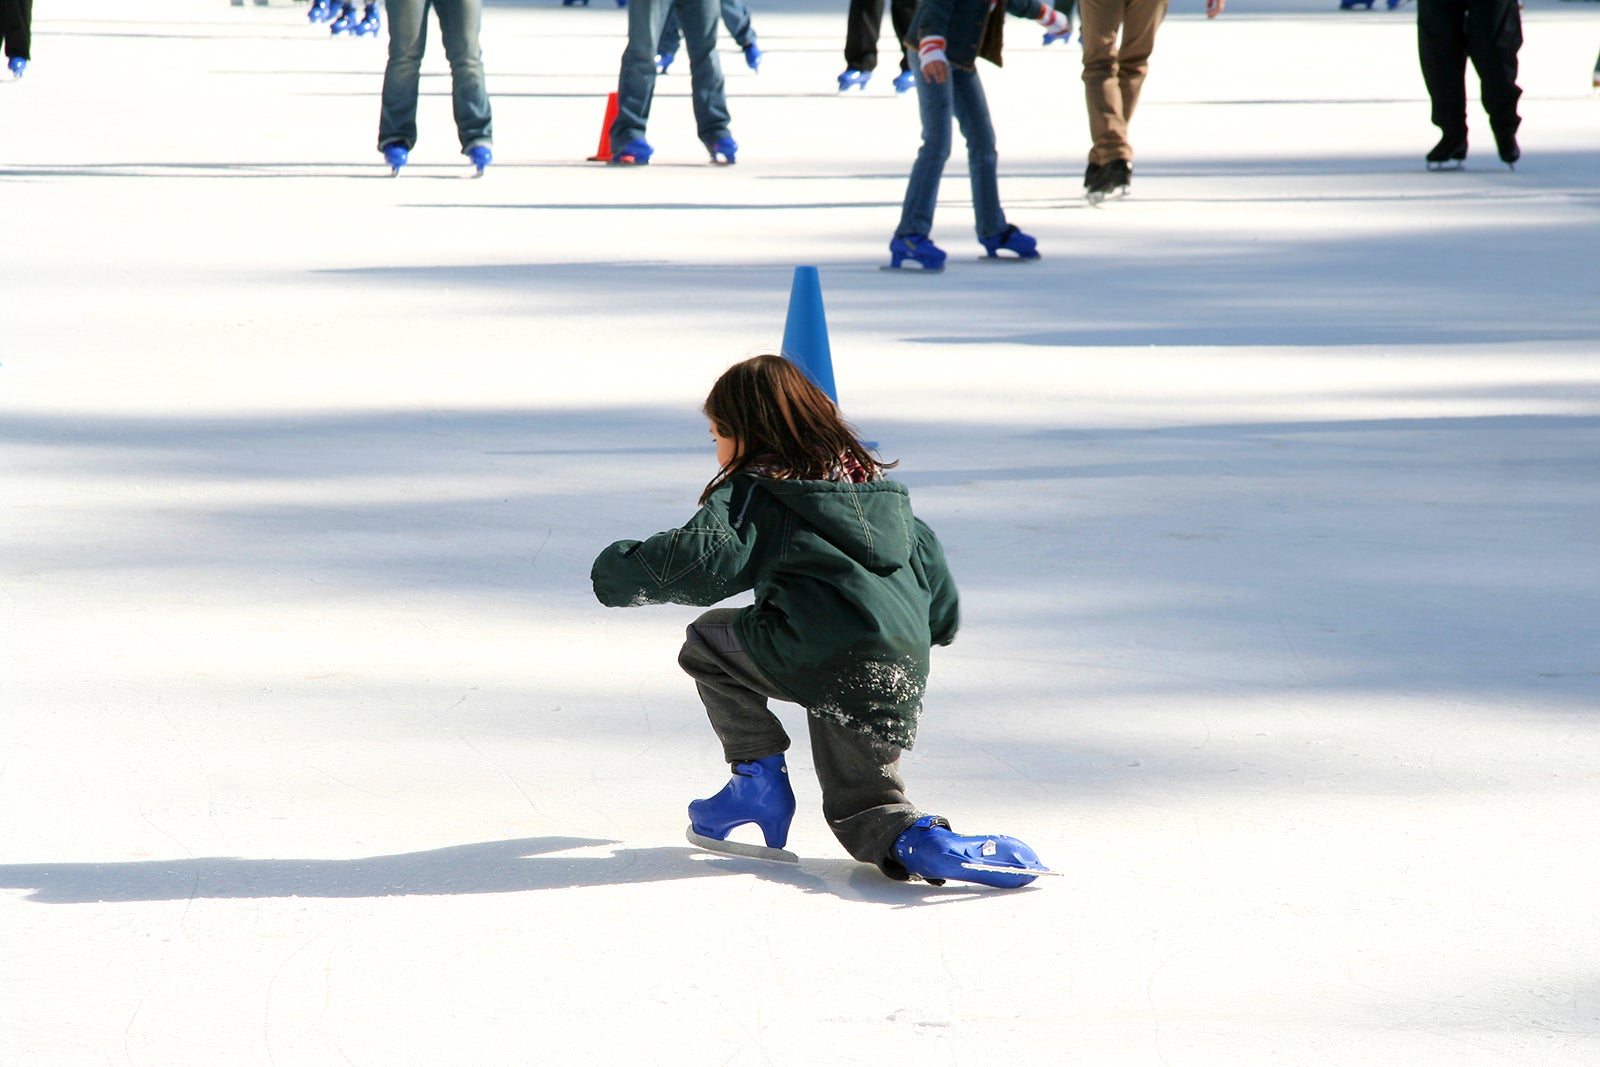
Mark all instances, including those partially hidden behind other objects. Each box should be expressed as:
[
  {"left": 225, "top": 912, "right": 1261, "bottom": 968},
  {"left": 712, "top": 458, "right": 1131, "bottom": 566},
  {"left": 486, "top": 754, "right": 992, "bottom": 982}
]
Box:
[{"left": 1079, "top": 0, "right": 1170, "bottom": 165}]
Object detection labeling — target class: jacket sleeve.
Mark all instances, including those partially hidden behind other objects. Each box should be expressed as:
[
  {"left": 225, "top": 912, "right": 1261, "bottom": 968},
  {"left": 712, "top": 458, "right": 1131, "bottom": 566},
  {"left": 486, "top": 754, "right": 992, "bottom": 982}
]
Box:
[
  {"left": 1007, "top": 0, "right": 1050, "bottom": 20},
  {"left": 912, "top": 0, "right": 955, "bottom": 46},
  {"left": 913, "top": 518, "right": 961, "bottom": 646},
  {"left": 590, "top": 490, "right": 760, "bottom": 608}
]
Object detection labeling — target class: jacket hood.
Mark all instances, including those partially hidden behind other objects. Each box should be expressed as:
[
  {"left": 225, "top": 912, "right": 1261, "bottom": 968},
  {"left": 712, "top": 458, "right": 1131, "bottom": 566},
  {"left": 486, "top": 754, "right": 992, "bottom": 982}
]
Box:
[{"left": 752, "top": 478, "right": 914, "bottom": 573}]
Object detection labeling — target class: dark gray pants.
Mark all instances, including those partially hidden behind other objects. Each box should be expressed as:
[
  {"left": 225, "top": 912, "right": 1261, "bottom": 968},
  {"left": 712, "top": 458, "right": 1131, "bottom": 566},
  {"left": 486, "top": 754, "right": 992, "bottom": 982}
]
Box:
[{"left": 678, "top": 609, "right": 925, "bottom": 876}]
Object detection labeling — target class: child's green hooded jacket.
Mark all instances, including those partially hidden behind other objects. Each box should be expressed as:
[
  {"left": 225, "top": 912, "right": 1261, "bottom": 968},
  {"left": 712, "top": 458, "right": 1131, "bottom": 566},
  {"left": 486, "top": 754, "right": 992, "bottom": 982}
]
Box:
[{"left": 591, "top": 474, "right": 959, "bottom": 748}]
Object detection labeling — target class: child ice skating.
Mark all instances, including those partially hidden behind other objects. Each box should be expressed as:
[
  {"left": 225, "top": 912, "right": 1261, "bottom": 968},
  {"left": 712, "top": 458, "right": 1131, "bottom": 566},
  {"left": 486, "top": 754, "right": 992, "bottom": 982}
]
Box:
[
  {"left": 590, "top": 355, "right": 1052, "bottom": 888},
  {"left": 888, "top": 0, "right": 1074, "bottom": 269}
]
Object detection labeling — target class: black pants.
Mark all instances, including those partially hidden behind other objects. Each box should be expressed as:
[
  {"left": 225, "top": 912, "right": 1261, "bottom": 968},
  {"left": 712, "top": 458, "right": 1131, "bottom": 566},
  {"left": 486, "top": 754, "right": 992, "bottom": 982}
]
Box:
[
  {"left": 1417, "top": 0, "right": 1521, "bottom": 139},
  {"left": 0, "top": 0, "right": 32, "bottom": 60},
  {"left": 843, "top": 0, "right": 917, "bottom": 74}
]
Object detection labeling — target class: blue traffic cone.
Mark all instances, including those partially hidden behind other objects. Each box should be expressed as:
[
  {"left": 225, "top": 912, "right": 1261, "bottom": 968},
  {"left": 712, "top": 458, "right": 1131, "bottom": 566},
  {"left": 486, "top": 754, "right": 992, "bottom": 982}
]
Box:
[{"left": 780, "top": 266, "right": 838, "bottom": 403}]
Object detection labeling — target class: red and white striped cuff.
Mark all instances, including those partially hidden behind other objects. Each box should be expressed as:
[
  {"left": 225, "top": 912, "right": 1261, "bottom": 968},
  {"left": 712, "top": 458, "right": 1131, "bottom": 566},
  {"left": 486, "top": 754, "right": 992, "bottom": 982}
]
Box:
[
  {"left": 1037, "top": 6, "right": 1070, "bottom": 34},
  {"left": 918, "top": 36, "right": 947, "bottom": 66}
]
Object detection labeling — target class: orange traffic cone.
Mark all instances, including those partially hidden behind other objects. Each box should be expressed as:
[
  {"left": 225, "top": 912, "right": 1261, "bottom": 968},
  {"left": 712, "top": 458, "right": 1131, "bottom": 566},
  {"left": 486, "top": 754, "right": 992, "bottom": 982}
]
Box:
[{"left": 587, "top": 93, "right": 619, "bottom": 161}]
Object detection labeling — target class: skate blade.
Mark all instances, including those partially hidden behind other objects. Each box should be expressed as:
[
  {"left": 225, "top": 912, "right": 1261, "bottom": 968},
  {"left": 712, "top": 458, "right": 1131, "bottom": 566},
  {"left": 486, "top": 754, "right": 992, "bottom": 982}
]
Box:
[
  {"left": 962, "top": 861, "right": 1063, "bottom": 877},
  {"left": 686, "top": 827, "right": 799, "bottom": 864},
  {"left": 1426, "top": 160, "right": 1464, "bottom": 171},
  {"left": 879, "top": 263, "right": 945, "bottom": 274},
  {"left": 977, "top": 254, "right": 1041, "bottom": 263}
]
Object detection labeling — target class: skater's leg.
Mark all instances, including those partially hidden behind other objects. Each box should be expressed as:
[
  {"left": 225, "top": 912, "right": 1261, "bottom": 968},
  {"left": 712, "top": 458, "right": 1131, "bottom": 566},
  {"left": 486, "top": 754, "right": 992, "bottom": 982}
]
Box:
[
  {"left": 1463, "top": 0, "right": 1521, "bottom": 137},
  {"left": 843, "top": 0, "right": 887, "bottom": 72},
  {"left": 895, "top": 47, "right": 954, "bottom": 237},
  {"left": 378, "top": 0, "right": 430, "bottom": 151},
  {"left": 612, "top": 0, "right": 675, "bottom": 148},
  {"left": 1417, "top": 0, "right": 1471, "bottom": 140},
  {"left": 1111, "top": 0, "right": 1170, "bottom": 155},
  {"left": 951, "top": 67, "right": 1005, "bottom": 240},
  {"left": 720, "top": 0, "right": 755, "bottom": 51},
  {"left": 678, "top": 0, "right": 732, "bottom": 148},
  {"left": 678, "top": 610, "right": 793, "bottom": 763},
  {"left": 889, "top": 0, "right": 916, "bottom": 73},
  {"left": 1078, "top": 0, "right": 1129, "bottom": 166},
  {"left": 657, "top": 5, "right": 683, "bottom": 57},
  {"left": 806, "top": 714, "right": 924, "bottom": 876},
  {"left": 435, "top": 0, "right": 493, "bottom": 152}
]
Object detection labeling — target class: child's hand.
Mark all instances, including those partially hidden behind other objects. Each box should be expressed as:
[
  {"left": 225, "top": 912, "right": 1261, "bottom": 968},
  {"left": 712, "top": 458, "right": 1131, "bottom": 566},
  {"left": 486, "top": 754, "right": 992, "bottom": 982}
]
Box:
[{"left": 921, "top": 59, "right": 949, "bottom": 84}]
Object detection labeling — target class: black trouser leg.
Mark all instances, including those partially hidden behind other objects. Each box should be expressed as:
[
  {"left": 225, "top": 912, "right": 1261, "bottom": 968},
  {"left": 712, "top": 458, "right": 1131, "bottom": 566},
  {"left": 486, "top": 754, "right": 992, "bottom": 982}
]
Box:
[
  {"left": 1417, "top": 0, "right": 1470, "bottom": 139},
  {"left": 1465, "top": 0, "right": 1521, "bottom": 135},
  {"left": 843, "top": 0, "right": 887, "bottom": 71}
]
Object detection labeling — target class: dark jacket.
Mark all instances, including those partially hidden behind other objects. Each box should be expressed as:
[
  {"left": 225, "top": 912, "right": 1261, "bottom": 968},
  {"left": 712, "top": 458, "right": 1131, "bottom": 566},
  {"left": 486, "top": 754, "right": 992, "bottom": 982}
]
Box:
[
  {"left": 591, "top": 475, "right": 959, "bottom": 748},
  {"left": 908, "top": 0, "right": 1051, "bottom": 71}
]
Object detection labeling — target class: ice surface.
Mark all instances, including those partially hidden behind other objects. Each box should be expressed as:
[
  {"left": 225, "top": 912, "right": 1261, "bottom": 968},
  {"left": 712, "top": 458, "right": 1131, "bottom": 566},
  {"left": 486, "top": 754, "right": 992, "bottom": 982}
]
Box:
[{"left": 2, "top": 1, "right": 1597, "bottom": 1064}]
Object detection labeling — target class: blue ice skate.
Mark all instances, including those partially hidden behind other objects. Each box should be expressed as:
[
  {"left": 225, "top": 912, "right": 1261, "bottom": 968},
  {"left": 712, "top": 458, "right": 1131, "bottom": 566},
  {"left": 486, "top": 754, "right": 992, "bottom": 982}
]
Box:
[
  {"left": 468, "top": 144, "right": 492, "bottom": 176},
  {"left": 6, "top": 56, "right": 25, "bottom": 79},
  {"left": 655, "top": 50, "right": 675, "bottom": 74},
  {"left": 893, "top": 69, "right": 915, "bottom": 93},
  {"left": 708, "top": 135, "right": 738, "bottom": 165},
  {"left": 329, "top": 2, "right": 358, "bottom": 34},
  {"left": 308, "top": 0, "right": 336, "bottom": 22},
  {"left": 686, "top": 754, "right": 799, "bottom": 863},
  {"left": 838, "top": 68, "right": 871, "bottom": 92},
  {"left": 979, "top": 224, "right": 1040, "bottom": 261},
  {"left": 886, "top": 234, "right": 946, "bottom": 272},
  {"left": 893, "top": 816, "right": 1054, "bottom": 888},
  {"left": 1338, "top": 0, "right": 1375, "bottom": 8},
  {"left": 610, "top": 138, "right": 653, "bottom": 165},
  {"left": 743, "top": 43, "right": 762, "bottom": 73},
  {"left": 383, "top": 143, "right": 409, "bottom": 176},
  {"left": 354, "top": 3, "right": 382, "bottom": 36}
]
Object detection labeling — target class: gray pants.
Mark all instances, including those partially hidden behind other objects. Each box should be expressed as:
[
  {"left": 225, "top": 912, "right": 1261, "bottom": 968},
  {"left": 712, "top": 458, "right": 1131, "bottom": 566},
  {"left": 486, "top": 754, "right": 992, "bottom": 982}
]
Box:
[{"left": 678, "top": 609, "right": 925, "bottom": 876}]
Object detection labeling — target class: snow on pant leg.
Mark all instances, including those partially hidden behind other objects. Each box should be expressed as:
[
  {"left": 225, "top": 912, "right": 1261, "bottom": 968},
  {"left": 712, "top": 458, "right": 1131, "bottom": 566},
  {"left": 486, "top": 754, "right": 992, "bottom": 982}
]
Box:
[
  {"left": 678, "top": 610, "right": 793, "bottom": 764},
  {"left": 677, "top": 0, "right": 732, "bottom": 147},
  {"left": 436, "top": 0, "right": 493, "bottom": 151},
  {"left": 611, "top": 0, "right": 674, "bottom": 147},
  {"left": 720, "top": 0, "right": 755, "bottom": 51},
  {"left": 843, "top": 0, "right": 887, "bottom": 71},
  {"left": 806, "top": 714, "right": 923, "bottom": 877},
  {"left": 895, "top": 47, "right": 953, "bottom": 238},
  {"left": 1417, "top": 0, "right": 1471, "bottom": 139},
  {"left": 1464, "top": 0, "right": 1521, "bottom": 136},
  {"left": 951, "top": 65, "right": 1005, "bottom": 240},
  {"left": 378, "top": 0, "right": 430, "bottom": 151},
  {"left": 889, "top": 0, "right": 916, "bottom": 73}
]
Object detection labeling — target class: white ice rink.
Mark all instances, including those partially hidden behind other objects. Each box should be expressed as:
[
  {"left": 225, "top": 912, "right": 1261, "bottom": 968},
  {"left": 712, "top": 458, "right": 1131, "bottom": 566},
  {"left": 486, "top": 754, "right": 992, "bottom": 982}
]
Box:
[{"left": 2, "top": 0, "right": 1598, "bottom": 1063}]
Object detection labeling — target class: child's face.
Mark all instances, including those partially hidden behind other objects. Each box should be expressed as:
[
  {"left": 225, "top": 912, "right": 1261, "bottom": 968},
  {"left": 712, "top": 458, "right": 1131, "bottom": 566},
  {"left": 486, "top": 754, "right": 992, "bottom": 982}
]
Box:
[{"left": 709, "top": 421, "right": 739, "bottom": 468}]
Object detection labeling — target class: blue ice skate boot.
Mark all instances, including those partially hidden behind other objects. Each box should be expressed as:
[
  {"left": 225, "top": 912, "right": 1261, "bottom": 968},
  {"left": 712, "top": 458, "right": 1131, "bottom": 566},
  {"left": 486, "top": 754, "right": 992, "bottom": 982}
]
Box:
[
  {"left": 383, "top": 143, "right": 409, "bottom": 176},
  {"left": 7, "top": 56, "right": 25, "bottom": 79},
  {"left": 308, "top": 0, "right": 335, "bottom": 22},
  {"left": 893, "top": 816, "right": 1050, "bottom": 888},
  {"left": 838, "top": 68, "right": 871, "bottom": 92},
  {"left": 329, "top": 3, "right": 358, "bottom": 34},
  {"left": 655, "top": 51, "right": 675, "bottom": 74},
  {"left": 887, "top": 234, "right": 946, "bottom": 272},
  {"left": 743, "top": 43, "right": 762, "bottom": 73},
  {"left": 892, "top": 69, "right": 915, "bottom": 93},
  {"left": 979, "top": 224, "right": 1040, "bottom": 261},
  {"left": 1338, "top": 0, "right": 1375, "bottom": 8},
  {"left": 688, "top": 754, "right": 797, "bottom": 850},
  {"left": 708, "top": 135, "right": 738, "bottom": 165},
  {"left": 610, "top": 138, "right": 653, "bottom": 165},
  {"left": 468, "top": 144, "right": 492, "bottom": 176},
  {"left": 354, "top": 3, "right": 381, "bottom": 36}
]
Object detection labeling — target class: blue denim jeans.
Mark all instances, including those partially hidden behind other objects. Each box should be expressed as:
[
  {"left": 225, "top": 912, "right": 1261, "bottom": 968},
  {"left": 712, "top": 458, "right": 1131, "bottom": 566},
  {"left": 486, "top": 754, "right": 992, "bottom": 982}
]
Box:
[
  {"left": 379, "top": 0, "right": 493, "bottom": 153},
  {"left": 895, "top": 49, "right": 1005, "bottom": 241},
  {"left": 660, "top": 0, "right": 754, "bottom": 53},
  {"left": 612, "top": 0, "right": 731, "bottom": 151}
]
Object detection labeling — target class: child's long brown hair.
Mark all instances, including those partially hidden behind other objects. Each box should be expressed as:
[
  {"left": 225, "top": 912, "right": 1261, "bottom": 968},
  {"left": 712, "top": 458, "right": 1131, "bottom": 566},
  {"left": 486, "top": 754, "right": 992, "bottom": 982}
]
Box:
[{"left": 700, "top": 354, "right": 895, "bottom": 503}]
